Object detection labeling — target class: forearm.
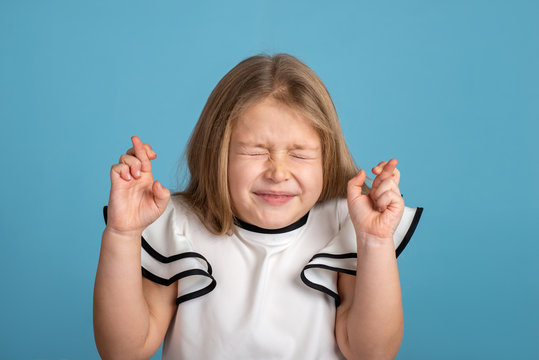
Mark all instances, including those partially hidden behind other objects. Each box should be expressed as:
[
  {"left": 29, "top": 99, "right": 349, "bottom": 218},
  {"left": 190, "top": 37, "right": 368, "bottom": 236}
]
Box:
[
  {"left": 346, "top": 235, "right": 403, "bottom": 359},
  {"left": 93, "top": 228, "right": 151, "bottom": 359}
]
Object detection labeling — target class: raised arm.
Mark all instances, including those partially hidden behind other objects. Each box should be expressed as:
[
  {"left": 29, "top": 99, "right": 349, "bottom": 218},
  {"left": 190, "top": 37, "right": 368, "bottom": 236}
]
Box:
[
  {"left": 93, "top": 136, "right": 176, "bottom": 359},
  {"left": 335, "top": 159, "right": 405, "bottom": 360}
]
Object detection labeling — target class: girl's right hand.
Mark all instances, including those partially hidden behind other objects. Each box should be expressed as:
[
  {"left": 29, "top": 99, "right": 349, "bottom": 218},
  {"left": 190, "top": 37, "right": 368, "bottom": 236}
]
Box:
[{"left": 106, "top": 136, "right": 170, "bottom": 236}]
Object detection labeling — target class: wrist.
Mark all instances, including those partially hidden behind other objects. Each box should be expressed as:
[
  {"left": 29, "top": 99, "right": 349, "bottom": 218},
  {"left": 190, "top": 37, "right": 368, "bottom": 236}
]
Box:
[
  {"left": 356, "top": 232, "right": 394, "bottom": 249},
  {"left": 100, "top": 227, "right": 143, "bottom": 262},
  {"left": 103, "top": 226, "right": 143, "bottom": 241}
]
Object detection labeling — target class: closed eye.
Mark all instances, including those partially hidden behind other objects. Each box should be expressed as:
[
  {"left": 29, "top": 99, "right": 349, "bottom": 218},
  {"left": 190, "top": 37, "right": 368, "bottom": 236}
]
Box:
[{"left": 289, "top": 152, "right": 314, "bottom": 160}]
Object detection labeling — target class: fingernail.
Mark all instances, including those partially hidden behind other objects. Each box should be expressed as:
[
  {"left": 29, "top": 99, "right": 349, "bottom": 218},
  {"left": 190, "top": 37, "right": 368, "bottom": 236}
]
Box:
[{"left": 136, "top": 170, "right": 141, "bottom": 177}]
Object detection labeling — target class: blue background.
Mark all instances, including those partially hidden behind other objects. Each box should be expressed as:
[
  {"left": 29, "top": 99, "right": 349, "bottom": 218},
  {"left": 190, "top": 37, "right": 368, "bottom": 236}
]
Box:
[{"left": 1, "top": 1, "right": 538, "bottom": 359}]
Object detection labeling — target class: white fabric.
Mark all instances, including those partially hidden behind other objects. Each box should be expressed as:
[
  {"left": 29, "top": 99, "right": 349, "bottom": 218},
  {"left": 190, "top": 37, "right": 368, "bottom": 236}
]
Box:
[{"left": 139, "top": 196, "right": 421, "bottom": 360}]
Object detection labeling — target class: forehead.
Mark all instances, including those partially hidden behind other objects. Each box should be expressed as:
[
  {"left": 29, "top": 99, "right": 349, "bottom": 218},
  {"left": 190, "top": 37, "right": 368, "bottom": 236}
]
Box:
[{"left": 231, "top": 98, "right": 321, "bottom": 148}]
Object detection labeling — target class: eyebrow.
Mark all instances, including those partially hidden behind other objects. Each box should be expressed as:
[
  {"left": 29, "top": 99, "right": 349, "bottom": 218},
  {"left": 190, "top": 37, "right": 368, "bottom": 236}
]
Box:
[
  {"left": 236, "top": 142, "right": 266, "bottom": 148},
  {"left": 235, "top": 142, "right": 320, "bottom": 151},
  {"left": 289, "top": 144, "right": 320, "bottom": 151}
]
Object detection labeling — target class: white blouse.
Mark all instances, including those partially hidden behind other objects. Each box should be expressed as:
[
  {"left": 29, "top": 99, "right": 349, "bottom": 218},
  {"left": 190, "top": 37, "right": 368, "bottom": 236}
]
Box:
[{"left": 105, "top": 196, "right": 422, "bottom": 359}]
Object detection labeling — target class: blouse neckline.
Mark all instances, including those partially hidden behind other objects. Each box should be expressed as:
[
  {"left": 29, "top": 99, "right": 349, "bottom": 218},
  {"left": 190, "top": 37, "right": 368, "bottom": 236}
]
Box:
[{"left": 233, "top": 212, "right": 309, "bottom": 234}]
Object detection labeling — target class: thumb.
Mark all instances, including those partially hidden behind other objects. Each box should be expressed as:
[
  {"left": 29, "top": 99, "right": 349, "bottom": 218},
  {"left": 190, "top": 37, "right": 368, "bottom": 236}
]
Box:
[
  {"left": 347, "top": 169, "right": 367, "bottom": 200},
  {"left": 152, "top": 180, "right": 170, "bottom": 212}
]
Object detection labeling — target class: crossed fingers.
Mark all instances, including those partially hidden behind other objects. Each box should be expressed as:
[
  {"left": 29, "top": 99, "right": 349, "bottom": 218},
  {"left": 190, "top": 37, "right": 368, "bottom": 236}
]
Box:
[
  {"left": 369, "top": 158, "right": 402, "bottom": 212},
  {"left": 117, "top": 136, "right": 156, "bottom": 181},
  {"left": 372, "top": 159, "right": 400, "bottom": 186}
]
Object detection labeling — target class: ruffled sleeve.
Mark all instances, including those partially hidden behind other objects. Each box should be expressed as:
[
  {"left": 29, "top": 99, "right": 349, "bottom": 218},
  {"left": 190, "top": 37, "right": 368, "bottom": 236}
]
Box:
[
  {"left": 102, "top": 199, "right": 216, "bottom": 304},
  {"left": 301, "top": 205, "right": 423, "bottom": 306}
]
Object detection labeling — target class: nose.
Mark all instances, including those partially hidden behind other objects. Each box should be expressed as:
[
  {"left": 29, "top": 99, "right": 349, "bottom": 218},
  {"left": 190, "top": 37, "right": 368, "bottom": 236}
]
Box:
[{"left": 265, "top": 155, "right": 290, "bottom": 182}]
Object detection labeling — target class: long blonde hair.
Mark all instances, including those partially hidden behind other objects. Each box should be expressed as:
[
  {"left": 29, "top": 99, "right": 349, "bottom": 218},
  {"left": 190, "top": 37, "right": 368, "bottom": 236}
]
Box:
[{"left": 177, "top": 54, "right": 364, "bottom": 235}]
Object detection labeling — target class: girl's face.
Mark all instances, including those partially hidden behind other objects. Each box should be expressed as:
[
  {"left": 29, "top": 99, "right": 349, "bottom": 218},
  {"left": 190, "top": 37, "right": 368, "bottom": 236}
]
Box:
[{"left": 228, "top": 97, "right": 323, "bottom": 229}]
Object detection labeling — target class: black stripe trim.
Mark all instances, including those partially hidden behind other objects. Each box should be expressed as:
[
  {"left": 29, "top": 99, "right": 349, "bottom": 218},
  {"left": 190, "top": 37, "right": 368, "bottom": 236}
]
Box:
[
  {"left": 304, "top": 263, "right": 357, "bottom": 277},
  {"left": 301, "top": 204, "right": 424, "bottom": 306},
  {"left": 104, "top": 206, "right": 217, "bottom": 304},
  {"left": 308, "top": 252, "right": 357, "bottom": 262},
  {"left": 103, "top": 206, "right": 213, "bottom": 274},
  {"left": 395, "top": 207, "right": 423, "bottom": 258},
  {"left": 141, "top": 267, "right": 210, "bottom": 286},
  {"left": 142, "top": 267, "right": 217, "bottom": 304},
  {"left": 176, "top": 278, "right": 217, "bottom": 304},
  {"left": 301, "top": 263, "right": 357, "bottom": 307},
  {"left": 234, "top": 211, "right": 309, "bottom": 234},
  {"left": 141, "top": 238, "right": 213, "bottom": 275}
]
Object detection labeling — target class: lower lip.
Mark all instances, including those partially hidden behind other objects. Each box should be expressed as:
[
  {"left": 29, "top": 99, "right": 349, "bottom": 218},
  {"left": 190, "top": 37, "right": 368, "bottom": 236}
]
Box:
[{"left": 255, "top": 193, "right": 295, "bottom": 205}]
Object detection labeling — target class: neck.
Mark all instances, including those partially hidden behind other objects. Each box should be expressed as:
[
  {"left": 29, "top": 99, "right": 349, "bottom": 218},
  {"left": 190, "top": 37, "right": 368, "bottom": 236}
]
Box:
[{"left": 234, "top": 212, "right": 309, "bottom": 234}]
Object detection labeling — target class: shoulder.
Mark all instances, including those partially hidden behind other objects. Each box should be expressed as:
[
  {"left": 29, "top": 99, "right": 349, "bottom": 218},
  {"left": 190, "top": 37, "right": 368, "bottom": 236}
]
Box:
[
  {"left": 166, "top": 194, "right": 194, "bottom": 221},
  {"left": 141, "top": 194, "right": 216, "bottom": 299},
  {"left": 154, "top": 194, "right": 203, "bottom": 230},
  {"left": 311, "top": 197, "right": 349, "bottom": 228},
  {"left": 142, "top": 194, "right": 204, "bottom": 255},
  {"left": 308, "top": 197, "right": 424, "bottom": 259}
]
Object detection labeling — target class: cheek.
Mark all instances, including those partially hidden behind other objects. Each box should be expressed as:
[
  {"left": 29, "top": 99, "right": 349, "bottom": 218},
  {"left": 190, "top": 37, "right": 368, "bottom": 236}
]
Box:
[
  {"left": 298, "top": 163, "right": 324, "bottom": 194},
  {"left": 313, "top": 167, "right": 324, "bottom": 196},
  {"left": 228, "top": 164, "right": 243, "bottom": 197},
  {"left": 228, "top": 158, "right": 258, "bottom": 198}
]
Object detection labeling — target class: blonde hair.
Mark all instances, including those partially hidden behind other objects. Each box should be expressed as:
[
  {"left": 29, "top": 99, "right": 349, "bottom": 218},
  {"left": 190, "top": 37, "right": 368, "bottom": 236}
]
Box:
[{"left": 177, "top": 53, "right": 366, "bottom": 235}]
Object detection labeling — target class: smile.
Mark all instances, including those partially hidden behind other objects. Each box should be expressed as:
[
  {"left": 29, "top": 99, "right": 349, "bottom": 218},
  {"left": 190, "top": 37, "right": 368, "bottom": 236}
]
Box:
[{"left": 253, "top": 191, "right": 296, "bottom": 205}]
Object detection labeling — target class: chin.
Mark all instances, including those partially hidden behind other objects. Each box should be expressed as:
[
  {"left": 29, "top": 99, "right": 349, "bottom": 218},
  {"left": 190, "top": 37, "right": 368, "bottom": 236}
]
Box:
[
  {"left": 253, "top": 212, "right": 298, "bottom": 229},
  {"left": 259, "top": 220, "right": 289, "bottom": 229}
]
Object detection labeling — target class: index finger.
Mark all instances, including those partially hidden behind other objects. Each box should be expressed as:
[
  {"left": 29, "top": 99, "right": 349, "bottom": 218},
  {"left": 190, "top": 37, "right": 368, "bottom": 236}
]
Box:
[
  {"left": 131, "top": 136, "right": 152, "bottom": 173},
  {"left": 379, "top": 158, "right": 398, "bottom": 179},
  {"left": 126, "top": 143, "right": 156, "bottom": 159}
]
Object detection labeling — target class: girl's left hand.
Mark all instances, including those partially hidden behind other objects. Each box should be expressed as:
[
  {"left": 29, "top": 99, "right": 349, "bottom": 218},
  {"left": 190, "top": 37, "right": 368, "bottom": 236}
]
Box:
[{"left": 347, "top": 159, "right": 405, "bottom": 241}]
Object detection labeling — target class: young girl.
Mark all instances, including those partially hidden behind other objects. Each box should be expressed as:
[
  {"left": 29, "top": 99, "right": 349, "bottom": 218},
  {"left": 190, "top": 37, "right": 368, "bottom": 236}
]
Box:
[{"left": 94, "top": 54, "right": 422, "bottom": 360}]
